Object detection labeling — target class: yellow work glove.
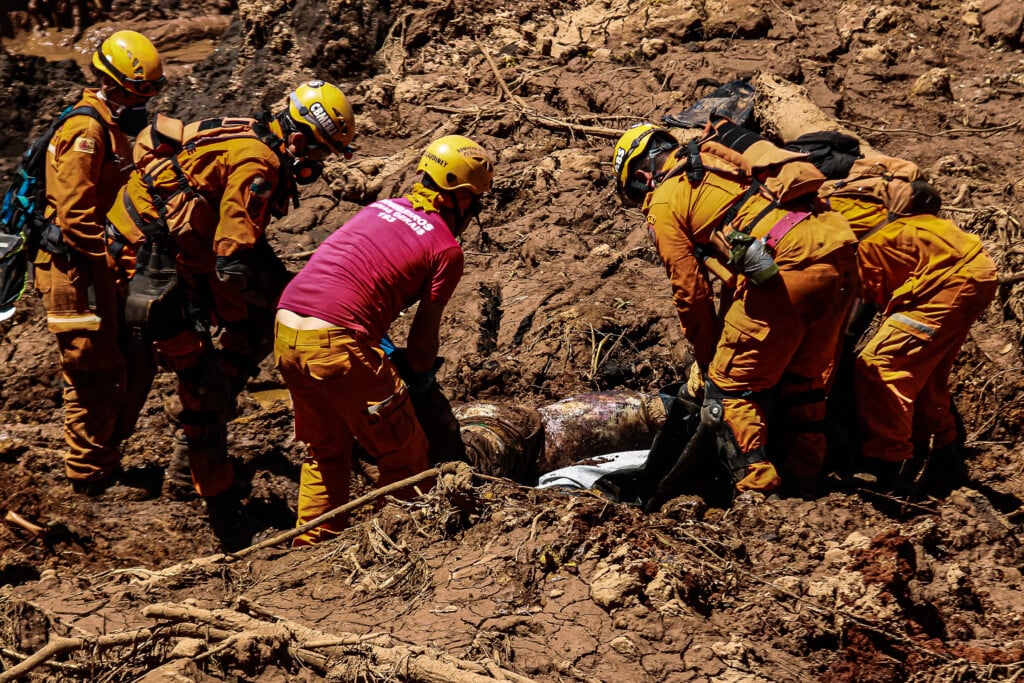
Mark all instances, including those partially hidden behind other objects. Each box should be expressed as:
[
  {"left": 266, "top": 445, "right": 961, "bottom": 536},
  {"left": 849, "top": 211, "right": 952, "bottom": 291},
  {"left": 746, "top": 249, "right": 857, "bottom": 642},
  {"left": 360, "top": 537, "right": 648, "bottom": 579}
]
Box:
[
  {"left": 735, "top": 461, "right": 781, "bottom": 493},
  {"left": 686, "top": 362, "right": 704, "bottom": 399}
]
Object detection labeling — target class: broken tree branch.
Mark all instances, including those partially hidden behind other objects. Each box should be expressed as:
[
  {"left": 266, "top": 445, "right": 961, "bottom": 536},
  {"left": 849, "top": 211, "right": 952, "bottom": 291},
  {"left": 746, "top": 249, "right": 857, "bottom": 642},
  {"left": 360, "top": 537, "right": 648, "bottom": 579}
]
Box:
[
  {"left": 0, "top": 623, "right": 231, "bottom": 683},
  {"left": 225, "top": 464, "right": 451, "bottom": 560},
  {"left": 145, "top": 602, "right": 538, "bottom": 683}
]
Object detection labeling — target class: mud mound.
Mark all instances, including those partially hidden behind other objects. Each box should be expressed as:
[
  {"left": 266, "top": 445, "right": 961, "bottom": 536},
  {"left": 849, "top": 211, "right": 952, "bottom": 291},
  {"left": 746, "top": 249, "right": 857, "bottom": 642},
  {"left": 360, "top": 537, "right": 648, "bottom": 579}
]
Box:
[{"left": 2, "top": 0, "right": 1024, "bottom": 680}]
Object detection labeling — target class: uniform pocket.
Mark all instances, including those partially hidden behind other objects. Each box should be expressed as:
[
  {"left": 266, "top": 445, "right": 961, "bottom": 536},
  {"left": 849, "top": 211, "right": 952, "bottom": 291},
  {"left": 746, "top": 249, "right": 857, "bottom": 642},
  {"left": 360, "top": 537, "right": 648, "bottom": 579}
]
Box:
[
  {"left": 305, "top": 347, "right": 351, "bottom": 381},
  {"left": 359, "top": 388, "right": 420, "bottom": 455},
  {"left": 862, "top": 313, "right": 932, "bottom": 362}
]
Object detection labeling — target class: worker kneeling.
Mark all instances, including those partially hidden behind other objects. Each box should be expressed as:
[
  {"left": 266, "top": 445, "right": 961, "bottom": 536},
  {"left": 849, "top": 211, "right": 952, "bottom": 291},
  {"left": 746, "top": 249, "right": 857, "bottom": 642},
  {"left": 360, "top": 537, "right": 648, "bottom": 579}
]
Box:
[
  {"left": 275, "top": 135, "right": 495, "bottom": 545},
  {"left": 611, "top": 116, "right": 859, "bottom": 496}
]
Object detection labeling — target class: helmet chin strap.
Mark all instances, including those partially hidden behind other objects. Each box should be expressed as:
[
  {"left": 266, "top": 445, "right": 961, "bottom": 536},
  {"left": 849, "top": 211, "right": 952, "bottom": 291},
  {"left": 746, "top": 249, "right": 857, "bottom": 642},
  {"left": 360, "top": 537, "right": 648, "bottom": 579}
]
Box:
[
  {"left": 448, "top": 189, "right": 465, "bottom": 234},
  {"left": 96, "top": 88, "right": 125, "bottom": 118}
]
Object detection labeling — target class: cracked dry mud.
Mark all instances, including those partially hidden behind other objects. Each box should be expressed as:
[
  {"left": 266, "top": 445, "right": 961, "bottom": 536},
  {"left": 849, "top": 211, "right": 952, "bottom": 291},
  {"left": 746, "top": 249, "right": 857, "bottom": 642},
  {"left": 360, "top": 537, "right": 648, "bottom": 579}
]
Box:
[{"left": 2, "top": 0, "right": 1024, "bottom": 681}]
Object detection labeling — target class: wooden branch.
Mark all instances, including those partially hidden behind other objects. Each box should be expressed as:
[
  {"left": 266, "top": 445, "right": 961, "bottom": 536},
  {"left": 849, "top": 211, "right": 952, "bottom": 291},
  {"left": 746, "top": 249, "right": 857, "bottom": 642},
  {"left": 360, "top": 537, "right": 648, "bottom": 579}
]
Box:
[
  {"left": 0, "top": 623, "right": 229, "bottom": 683},
  {"left": 225, "top": 465, "right": 448, "bottom": 560},
  {"left": 753, "top": 73, "right": 877, "bottom": 154},
  {"left": 145, "top": 602, "right": 538, "bottom": 683},
  {"left": 837, "top": 118, "right": 1020, "bottom": 138},
  {"left": 475, "top": 39, "right": 526, "bottom": 107},
  {"left": 998, "top": 270, "right": 1024, "bottom": 286}
]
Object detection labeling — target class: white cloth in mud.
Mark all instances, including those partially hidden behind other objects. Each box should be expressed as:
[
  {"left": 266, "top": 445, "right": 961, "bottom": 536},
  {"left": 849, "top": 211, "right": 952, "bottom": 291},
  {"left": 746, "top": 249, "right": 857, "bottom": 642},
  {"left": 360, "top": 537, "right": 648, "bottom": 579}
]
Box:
[{"left": 536, "top": 450, "right": 649, "bottom": 490}]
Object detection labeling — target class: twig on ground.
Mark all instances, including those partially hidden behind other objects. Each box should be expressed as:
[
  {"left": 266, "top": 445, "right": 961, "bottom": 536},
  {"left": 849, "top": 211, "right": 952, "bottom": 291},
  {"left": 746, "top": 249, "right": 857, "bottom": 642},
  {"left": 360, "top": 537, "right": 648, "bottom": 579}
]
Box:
[
  {"left": 225, "top": 466, "right": 449, "bottom": 560},
  {"left": 0, "top": 623, "right": 230, "bottom": 682},
  {"left": 837, "top": 118, "right": 1020, "bottom": 137}
]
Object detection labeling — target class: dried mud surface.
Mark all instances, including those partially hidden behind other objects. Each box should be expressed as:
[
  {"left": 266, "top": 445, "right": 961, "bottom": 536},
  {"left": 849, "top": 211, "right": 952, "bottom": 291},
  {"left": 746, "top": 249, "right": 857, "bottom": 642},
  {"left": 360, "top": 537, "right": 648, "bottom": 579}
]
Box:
[{"left": 2, "top": 1, "right": 1024, "bottom": 681}]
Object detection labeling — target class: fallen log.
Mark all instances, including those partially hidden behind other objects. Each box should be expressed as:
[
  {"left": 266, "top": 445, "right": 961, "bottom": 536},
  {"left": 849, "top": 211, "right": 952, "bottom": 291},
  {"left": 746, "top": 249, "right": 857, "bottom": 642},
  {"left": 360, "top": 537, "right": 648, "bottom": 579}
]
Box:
[
  {"left": 145, "top": 602, "right": 538, "bottom": 683},
  {"left": 753, "top": 73, "right": 878, "bottom": 154}
]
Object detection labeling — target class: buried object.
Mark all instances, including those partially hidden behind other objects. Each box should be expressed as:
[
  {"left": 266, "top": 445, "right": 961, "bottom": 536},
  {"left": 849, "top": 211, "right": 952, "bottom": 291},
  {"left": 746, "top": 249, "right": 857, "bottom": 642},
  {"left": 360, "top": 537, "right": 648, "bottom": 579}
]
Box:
[{"left": 538, "top": 382, "right": 731, "bottom": 509}]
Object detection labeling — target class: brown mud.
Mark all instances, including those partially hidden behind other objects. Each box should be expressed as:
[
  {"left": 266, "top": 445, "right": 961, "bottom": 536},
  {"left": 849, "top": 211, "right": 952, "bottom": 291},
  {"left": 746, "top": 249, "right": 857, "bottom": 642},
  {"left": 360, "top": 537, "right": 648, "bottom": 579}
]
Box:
[{"left": 1, "top": 0, "right": 1024, "bottom": 681}]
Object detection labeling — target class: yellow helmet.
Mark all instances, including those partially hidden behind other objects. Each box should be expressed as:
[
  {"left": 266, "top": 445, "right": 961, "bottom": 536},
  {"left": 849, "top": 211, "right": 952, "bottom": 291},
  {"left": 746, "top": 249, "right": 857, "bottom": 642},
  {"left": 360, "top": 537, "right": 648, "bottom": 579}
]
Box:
[
  {"left": 416, "top": 135, "right": 494, "bottom": 196},
  {"left": 286, "top": 80, "right": 356, "bottom": 157},
  {"left": 611, "top": 123, "right": 677, "bottom": 205},
  {"left": 91, "top": 30, "right": 165, "bottom": 98}
]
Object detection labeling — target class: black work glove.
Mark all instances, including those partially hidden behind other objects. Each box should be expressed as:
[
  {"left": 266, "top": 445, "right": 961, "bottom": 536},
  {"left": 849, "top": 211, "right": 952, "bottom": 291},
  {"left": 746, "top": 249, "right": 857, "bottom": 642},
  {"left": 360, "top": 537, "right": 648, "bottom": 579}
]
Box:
[{"left": 389, "top": 347, "right": 444, "bottom": 399}]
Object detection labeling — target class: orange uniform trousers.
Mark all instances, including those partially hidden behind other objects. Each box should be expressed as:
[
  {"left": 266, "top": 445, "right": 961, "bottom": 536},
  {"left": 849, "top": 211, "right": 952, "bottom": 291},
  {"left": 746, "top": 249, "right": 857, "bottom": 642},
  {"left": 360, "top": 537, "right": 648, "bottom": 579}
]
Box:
[
  {"left": 274, "top": 319, "right": 430, "bottom": 546},
  {"left": 34, "top": 253, "right": 155, "bottom": 482},
  {"left": 855, "top": 251, "right": 997, "bottom": 462},
  {"left": 154, "top": 275, "right": 277, "bottom": 497},
  {"left": 709, "top": 244, "right": 859, "bottom": 480}
]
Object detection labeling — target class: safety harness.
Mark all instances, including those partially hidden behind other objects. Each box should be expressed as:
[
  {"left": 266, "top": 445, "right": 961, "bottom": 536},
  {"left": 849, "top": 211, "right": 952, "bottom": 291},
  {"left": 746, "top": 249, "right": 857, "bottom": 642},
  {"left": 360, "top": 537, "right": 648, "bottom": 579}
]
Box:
[
  {"left": 668, "top": 116, "right": 819, "bottom": 258},
  {"left": 114, "top": 116, "right": 287, "bottom": 340}
]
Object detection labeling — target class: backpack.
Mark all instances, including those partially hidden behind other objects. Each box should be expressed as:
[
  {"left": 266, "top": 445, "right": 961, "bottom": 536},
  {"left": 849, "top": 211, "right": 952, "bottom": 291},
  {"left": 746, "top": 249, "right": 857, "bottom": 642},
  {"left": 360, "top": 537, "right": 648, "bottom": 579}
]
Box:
[
  {"left": 0, "top": 105, "right": 107, "bottom": 321},
  {"left": 109, "top": 114, "right": 279, "bottom": 251},
  {"left": 783, "top": 130, "right": 862, "bottom": 180},
  {"left": 821, "top": 154, "right": 942, "bottom": 224},
  {"left": 110, "top": 115, "right": 284, "bottom": 337}
]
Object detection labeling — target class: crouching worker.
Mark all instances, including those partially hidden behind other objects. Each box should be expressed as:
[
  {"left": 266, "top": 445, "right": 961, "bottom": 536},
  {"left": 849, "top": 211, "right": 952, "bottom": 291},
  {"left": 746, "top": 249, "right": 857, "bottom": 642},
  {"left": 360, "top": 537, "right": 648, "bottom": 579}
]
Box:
[
  {"left": 611, "top": 116, "right": 858, "bottom": 496},
  {"left": 275, "top": 134, "right": 495, "bottom": 546},
  {"left": 105, "top": 80, "right": 356, "bottom": 531},
  {"left": 817, "top": 152, "right": 998, "bottom": 494}
]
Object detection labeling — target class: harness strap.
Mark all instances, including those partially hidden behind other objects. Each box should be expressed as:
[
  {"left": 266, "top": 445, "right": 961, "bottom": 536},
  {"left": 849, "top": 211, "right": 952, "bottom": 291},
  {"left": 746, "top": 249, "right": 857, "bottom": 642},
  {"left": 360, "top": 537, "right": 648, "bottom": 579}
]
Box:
[
  {"left": 685, "top": 139, "right": 704, "bottom": 184},
  {"left": 705, "top": 379, "right": 768, "bottom": 405},
  {"left": 764, "top": 211, "right": 810, "bottom": 249}
]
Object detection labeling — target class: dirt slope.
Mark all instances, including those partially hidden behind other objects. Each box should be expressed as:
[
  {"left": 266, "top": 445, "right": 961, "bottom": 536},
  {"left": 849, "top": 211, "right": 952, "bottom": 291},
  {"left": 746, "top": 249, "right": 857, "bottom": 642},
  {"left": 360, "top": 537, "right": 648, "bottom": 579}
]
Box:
[{"left": 1, "top": 0, "right": 1024, "bottom": 681}]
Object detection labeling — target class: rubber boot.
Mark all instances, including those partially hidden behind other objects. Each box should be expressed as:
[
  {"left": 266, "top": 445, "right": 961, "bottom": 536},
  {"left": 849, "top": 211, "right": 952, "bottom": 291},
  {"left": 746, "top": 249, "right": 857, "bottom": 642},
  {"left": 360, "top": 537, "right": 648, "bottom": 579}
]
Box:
[
  {"left": 203, "top": 486, "right": 248, "bottom": 553},
  {"left": 163, "top": 433, "right": 198, "bottom": 501}
]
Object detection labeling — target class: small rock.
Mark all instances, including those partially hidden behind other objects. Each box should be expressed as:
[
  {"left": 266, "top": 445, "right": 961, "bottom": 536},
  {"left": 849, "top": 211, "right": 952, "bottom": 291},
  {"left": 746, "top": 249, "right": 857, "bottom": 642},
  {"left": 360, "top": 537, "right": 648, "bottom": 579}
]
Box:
[
  {"left": 169, "top": 638, "right": 206, "bottom": 659},
  {"left": 911, "top": 68, "right": 953, "bottom": 99}
]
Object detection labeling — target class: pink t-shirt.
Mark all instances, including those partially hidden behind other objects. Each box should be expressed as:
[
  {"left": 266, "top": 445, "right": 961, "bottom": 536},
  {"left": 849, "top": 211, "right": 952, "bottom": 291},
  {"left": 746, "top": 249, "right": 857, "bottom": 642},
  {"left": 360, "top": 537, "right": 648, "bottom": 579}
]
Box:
[{"left": 278, "top": 197, "right": 464, "bottom": 340}]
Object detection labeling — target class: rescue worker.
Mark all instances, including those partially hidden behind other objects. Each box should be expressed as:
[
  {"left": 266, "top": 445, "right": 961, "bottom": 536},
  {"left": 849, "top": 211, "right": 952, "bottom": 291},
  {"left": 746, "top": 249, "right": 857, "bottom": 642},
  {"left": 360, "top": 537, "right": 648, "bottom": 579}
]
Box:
[
  {"left": 819, "top": 155, "right": 998, "bottom": 494},
  {"left": 37, "top": 30, "right": 164, "bottom": 494},
  {"left": 105, "top": 80, "right": 356, "bottom": 526},
  {"left": 274, "top": 134, "right": 494, "bottom": 545},
  {"left": 611, "top": 117, "right": 859, "bottom": 495}
]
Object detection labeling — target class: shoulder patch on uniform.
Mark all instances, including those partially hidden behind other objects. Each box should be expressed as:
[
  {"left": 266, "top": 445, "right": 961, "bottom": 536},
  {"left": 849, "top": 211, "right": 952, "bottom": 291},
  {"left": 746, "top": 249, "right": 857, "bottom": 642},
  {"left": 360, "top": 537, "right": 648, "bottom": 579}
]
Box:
[
  {"left": 647, "top": 215, "right": 656, "bottom": 225},
  {"left": 73, "top": 137, "right": 97, "bottom": 154}
]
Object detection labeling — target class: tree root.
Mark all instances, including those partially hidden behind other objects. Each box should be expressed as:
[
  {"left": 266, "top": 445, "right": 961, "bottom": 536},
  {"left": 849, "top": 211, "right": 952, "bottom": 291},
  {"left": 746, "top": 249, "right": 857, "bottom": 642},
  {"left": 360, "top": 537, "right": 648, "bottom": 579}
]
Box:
[
  {"left": 140, "top": 602, "right": 538, "bottom": 683},
  {"left": 0, "top": 623, "right": 231, "bottom": 682}
]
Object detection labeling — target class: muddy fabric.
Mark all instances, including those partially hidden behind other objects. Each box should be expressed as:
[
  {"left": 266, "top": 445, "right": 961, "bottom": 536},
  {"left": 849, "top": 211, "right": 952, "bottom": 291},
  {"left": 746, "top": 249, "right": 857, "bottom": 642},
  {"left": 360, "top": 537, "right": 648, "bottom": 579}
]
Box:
[
  {"left": 152, "top": 283, "right": 279, "bottom": 498},
  {"left": 274, "top": 322, "right": 429, "bottom": 546},
  {"left": 36, "top": 253, "right": 156, "bottom": 480},
  {"left": 35, "top": 90, "right": 155, "bottom": 483},
  {"left": 735, "top": 460, "right": 781, "bottom": 492},
  {"left": 106, "top": 117, "right": 285, "bottom": 273},
  {"left": 834, "top": 206, "right": 1000, "bottom": 463},
  {"left": 43, "top": 89, "right": 131, "bottom": 261},
  {"left": 643, "top": 146, "right": 858, "bottom": 486}
]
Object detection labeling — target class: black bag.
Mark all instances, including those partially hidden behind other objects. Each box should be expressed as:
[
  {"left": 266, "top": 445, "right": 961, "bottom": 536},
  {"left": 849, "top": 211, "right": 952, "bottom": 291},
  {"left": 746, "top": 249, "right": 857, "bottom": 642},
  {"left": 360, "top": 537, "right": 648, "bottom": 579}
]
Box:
[
  {"left": 662, "top": 79, "right": 757, "bottom": 130},
  {"left": 125, "top": 234, "right": 184, "bottom": 340},
  {"left": 783, "top": 130, "right": 862, "bottom": 180},
  {"left": 0, "top": 106, "right": 106, "bottom": 320}
]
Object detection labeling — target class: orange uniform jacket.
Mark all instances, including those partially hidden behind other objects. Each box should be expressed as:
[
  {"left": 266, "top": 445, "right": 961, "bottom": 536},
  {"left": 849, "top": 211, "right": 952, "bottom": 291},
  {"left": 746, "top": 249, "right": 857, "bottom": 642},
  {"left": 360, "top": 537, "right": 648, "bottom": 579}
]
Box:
[
  {"left": 826, "top": 196, "right": 990, "bottom": 313},
  {"left": 644, "top": 150, "right": 856, "bottom": 369},
  {"left": 107, "top": 119, "right": 285, "bottom": 275},
  {"left": 44, "top": 89, "right": 132, "bottom": 262}
]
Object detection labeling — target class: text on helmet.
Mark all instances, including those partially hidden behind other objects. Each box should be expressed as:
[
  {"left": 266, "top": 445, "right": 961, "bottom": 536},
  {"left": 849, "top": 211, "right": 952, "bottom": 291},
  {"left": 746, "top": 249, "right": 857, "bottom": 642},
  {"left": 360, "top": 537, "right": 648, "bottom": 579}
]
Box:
[{"left": 309, "top": 102, "right": 340, "bottom": 136}]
